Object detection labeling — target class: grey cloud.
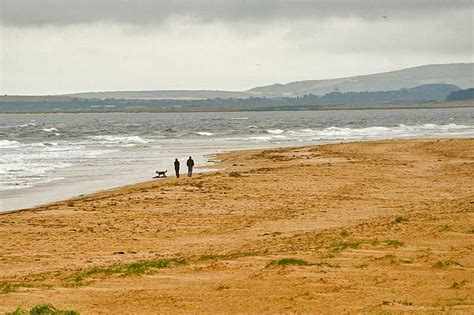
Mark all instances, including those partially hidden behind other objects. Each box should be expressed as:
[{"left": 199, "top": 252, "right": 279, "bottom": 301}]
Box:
[{"left": 1, "top": 0, "right": 473, "bottom": 27}]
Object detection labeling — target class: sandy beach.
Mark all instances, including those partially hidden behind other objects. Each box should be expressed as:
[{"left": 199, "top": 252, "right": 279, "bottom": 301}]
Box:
[{"left": 0, "top": 138, "right": 473, "bottom": 313}]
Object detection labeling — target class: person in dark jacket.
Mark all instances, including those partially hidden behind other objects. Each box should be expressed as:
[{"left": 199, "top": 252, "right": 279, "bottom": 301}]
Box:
[
  {"left": 187, "top": 156, "right": 194, "bottom": 177},
  {"left": 174, "top": 158, "right": 180, "bottom": 178}
]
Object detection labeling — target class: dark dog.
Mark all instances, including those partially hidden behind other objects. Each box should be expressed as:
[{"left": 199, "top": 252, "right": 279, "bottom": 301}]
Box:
[{"left": 154, "top": 170, "right": 167, "bottom": 178}]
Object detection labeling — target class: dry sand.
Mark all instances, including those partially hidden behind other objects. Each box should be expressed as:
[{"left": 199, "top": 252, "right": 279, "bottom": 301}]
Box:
[{"left": 0, "top": 139, "right": 473, "bottom": 314}]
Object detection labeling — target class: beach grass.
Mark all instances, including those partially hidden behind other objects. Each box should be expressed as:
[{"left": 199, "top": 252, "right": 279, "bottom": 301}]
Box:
[
  {"left": 433, "top": 259, "right": 463, "bottom": 268},
  {"left": 6, "top": 303, "right": 79, "bottom": 315}
]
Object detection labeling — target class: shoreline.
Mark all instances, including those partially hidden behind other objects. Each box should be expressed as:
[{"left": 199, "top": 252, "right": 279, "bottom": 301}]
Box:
[
  {"left": 0, "top": 138, "right": 473, "bottom": 313},
  {"left": 1, "top": 100, "right": 473, "bottom": 114}
]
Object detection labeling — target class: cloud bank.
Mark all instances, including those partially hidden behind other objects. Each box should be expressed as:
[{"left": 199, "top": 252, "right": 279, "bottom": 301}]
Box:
[{"left": 2, "top": 0, "right": 472, "bottom": 27}]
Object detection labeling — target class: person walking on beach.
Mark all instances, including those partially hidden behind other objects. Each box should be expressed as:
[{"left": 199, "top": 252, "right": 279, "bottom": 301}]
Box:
[
  {"left": 187, "top": 156, "right": 195, "bottom": 177},
  {"left": 174, "top": 158, "right": 180, "bottom": 178}
]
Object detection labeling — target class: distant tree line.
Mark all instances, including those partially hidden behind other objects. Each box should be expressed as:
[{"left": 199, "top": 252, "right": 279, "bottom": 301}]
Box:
[
  {"left": 446, "top": 88, "right": 474, "bottom": 101},
  {"left": 0, "top": 84, "right": 465, "bottom": 112}
]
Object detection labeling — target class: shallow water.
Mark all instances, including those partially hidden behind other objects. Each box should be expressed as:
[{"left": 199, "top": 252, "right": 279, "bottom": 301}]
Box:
[{"left": 1, "top": 108, "right": 473, "bottom": 211}]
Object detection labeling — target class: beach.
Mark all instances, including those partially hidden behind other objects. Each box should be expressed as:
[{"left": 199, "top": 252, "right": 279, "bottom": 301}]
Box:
[{"left": 0, "top": 138, "right": 473, "bottom": 313}]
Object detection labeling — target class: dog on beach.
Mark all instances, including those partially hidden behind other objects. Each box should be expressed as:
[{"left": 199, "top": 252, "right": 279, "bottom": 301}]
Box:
[{"left": 154, "top": 170, "right": 167, "bottom": 178}]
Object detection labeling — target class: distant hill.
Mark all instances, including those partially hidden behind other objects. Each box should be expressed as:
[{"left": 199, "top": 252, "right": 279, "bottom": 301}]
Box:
[
  {"left": 446, "top": 88, "right": 474, "bottom": 101},
  {"left": 248, "top": 63, "right": 473, "bottom": 97},
  {"left": 58, "top": 63, "right": 472, "bottom": 100}
]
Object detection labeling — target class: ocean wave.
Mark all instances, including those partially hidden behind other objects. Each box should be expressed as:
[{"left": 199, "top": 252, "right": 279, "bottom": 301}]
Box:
[
  {"left": 195, "top": 131, "right": 214, "bottom": 136},
  {"left": 43, "top": 127, "right": 59, "bottom": 132},
  {"left": 0, "top": 140, "right": 21, "bottom": 148},
  {"left": 89, "top": 135, "right": 150, "bottom": 144},
  {"left": 0, "top": 140, "right": 112, "bottom": 191},
  {"left": 283, "top": 123, "right": 473, "bottom": 140},
  {"left": 266, "top": 129, "right": 285, "bottom": 134},
  {"left": 18, "top": 123, "right": 36, "bottom": 128}
]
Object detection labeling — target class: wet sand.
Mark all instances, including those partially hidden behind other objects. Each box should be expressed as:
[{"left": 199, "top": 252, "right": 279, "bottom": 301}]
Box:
[{"left": 0, "top": 138, "right": 473, "bottom": 313}]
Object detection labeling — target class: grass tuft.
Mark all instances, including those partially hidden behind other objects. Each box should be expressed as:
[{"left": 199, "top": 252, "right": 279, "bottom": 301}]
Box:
[
  {"left": 217, "top": 284, "right": 230, "bottom": 290},
  {"left": 327, "top": 240, "right": 361, "bottom": 252},
  {"left": 274, "top": 258, "right": 313, "bottom": 266},
  {"left": 67, "top": 258, "right": 189, "bottom": 285},
  {"left": 393, "top": 216, "right": 409, "bottom": 224},
  {"left": 6, "top": 303, "right": 79, "bottom": 315},
  {"left": 339, "top": 230, "right": 350, "bottom": 237},
  {"left": 433, "top": 259, "right": 463, "bottom": 268},
  {"left": 228, "top": 171, "right": 242, "bottom": 177},
  {"left": 0, "top": 282, "right": 34, "bottom": 294},
  {"left": 1, "top": 282, "right": 20, "bottom": 294},
  {"left": 385, "top": 240, "right": 404, "bottom": 248},
  {"left": 450, "top": 280, "right": 467, "bottom": 289}
]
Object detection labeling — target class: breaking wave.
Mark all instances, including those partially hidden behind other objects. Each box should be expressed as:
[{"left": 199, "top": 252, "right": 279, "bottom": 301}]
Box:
[{"left": 195, "top": 131, "right": 214, "bottom": 136}]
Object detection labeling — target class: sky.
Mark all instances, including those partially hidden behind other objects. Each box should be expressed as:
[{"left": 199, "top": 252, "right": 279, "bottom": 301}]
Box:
[{"left": 1, "top": 0, "right": 473, "bottom": 95}]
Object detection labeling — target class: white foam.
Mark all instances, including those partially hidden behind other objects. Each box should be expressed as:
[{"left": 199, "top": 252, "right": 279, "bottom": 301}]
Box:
[
  {"left": 195, "top": 132, "right": 214, "bottom": 136},
  {"left": 283, "top": 123, "right": 473, "bottom": 140},
  {"left": 43, "top": 127, "right": 58, "bottom": 132},
  {"left": 0, "top": 140, "right": 112, "bottom": 191},
  {"left": 267, "top": 129, "right": 285, "bottom": 134},
  {"left": 89, "top": 135, "right": 150, "bottom": 144},
  {"left": 0, "top": 140, "right": 21, "bottom": 148},
  {"left": 18, "top": 123, "right": 36, "bottom": 128}
]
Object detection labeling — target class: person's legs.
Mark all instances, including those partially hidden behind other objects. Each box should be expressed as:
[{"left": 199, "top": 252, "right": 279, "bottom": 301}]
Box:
[
  {"left": 175, "top": 168, "right": 179, "bottom": 178},
  {"left": 188, "top": 167, "right": 193, "bottom": 177}
]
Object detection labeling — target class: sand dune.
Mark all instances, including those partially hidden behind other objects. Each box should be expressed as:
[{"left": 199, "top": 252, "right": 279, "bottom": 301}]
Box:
[{"left": 0, "top": 139, "right": 473, "bottom": 313}]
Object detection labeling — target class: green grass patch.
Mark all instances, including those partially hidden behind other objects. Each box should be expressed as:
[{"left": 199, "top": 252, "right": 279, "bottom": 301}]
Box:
[
  {"left": 385, "top": 240, "right": 404, "bottom": 248},
  {"left": 273, "top": 258, "right": 313, "bottom": 266},
  {"left": 1, "top": 282, "right": 20, "bottom": 294},
  {"left": 0, "top": 282, "right": 34, "bottom": 294},
  {"left": 67, "top": 258, "right": 188, "bottom": 285},
  {"left": 6, "top": 303, "right": 79, "bottom": 315},
  {"left": 393, "top": 216, "right": 409, "bottom": 224},
  {"left": 327, "top": 240, "right": 361, "bottom": 252},
  {"left": 339, "top": 230, "right": 350, "bottom": 237},
  {"left": 433, "top": 259, "right": 463, "bottom": 268}
]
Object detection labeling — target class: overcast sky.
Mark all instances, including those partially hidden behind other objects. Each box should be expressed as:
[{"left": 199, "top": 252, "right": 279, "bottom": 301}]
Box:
[{"left": 1, "top": 0, "right": 473, "bottom": 95}]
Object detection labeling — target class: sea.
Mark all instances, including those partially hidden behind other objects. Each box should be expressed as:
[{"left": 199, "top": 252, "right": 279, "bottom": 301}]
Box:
[{"left": 1, "top": 108, "right": 473, "bottom": 212}]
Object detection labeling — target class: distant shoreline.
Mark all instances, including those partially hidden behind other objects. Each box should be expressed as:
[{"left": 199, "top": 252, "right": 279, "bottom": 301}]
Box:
[{"left": 0, "top": 100, "right": 472, "bottom": 114}]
